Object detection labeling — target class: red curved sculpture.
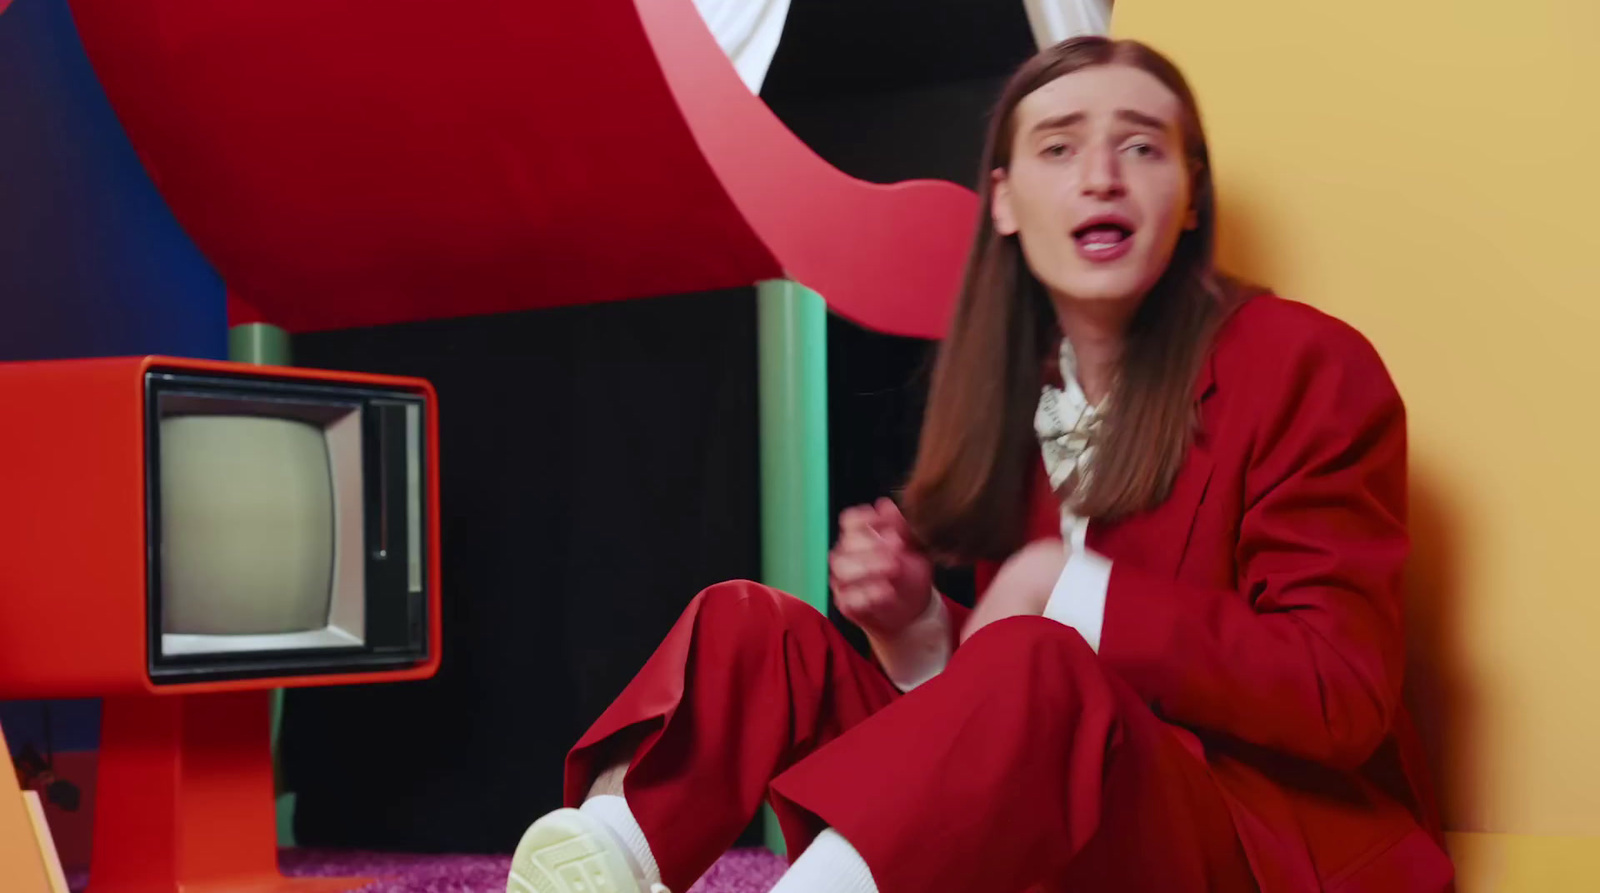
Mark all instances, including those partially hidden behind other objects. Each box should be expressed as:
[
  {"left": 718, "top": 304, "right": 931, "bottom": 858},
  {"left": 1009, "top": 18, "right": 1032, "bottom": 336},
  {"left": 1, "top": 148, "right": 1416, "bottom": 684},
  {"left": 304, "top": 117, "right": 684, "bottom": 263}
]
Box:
[{"left": 67, "top": 0, "right": 977, "bottom": 339}]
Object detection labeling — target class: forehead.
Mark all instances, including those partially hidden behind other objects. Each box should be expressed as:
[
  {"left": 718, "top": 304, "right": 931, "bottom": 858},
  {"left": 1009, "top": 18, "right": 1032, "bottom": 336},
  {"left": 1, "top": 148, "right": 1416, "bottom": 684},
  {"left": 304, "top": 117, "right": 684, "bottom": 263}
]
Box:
[{"left": 1014, "top": 64, "right": 1183, "bottom": 132}]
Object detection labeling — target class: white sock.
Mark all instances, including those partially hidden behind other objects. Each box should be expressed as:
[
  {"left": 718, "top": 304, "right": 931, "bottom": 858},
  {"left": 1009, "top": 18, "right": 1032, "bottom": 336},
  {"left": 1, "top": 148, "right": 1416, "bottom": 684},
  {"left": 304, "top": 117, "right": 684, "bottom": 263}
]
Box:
[
  {"left": 768, "top": 828, "right": 879, "bottom": 893},
  {"left": 579, "top": 794, "right": 663, "bottom": 889}
]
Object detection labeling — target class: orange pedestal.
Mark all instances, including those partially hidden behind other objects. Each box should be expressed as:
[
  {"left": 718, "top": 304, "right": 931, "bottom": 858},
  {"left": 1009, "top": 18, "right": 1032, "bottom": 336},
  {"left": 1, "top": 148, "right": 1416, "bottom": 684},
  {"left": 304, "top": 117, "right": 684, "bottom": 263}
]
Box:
[{"left": 88, "top": 690, "right": 367, "bottom": 893}]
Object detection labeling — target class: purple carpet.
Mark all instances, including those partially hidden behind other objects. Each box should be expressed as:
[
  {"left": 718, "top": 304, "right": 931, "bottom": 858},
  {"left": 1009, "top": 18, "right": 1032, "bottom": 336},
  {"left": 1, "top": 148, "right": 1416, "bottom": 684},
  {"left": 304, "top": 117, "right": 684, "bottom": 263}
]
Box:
[{"left": 67, "top": 848, "right": 788, "bottom": 893}]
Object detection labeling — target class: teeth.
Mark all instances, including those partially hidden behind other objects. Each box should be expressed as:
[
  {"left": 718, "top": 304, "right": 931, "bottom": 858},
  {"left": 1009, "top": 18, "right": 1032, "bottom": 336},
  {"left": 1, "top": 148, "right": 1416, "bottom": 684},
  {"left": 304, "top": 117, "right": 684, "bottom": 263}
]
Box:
[
  {"left": 1077, "top": 228, "right": 1129, "bottom": 249},
  {"left": 1075, "top": 225, "right": 1130, "bottom": 241}
]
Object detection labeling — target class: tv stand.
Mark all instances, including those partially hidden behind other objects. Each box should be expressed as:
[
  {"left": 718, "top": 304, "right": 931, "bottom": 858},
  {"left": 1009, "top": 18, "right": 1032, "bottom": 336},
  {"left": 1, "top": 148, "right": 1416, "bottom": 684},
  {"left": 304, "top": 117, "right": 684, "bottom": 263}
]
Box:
[{"left": 88, "top": 690, "right": 368, "bottom": 893}]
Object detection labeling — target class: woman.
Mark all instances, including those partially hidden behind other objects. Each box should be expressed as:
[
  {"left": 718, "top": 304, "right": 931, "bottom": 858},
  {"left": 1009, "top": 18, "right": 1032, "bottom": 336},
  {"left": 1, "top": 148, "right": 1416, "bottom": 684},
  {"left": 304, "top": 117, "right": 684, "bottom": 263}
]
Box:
[{"left": 505, "top": 36, "right": 1454, "bottom": 893}]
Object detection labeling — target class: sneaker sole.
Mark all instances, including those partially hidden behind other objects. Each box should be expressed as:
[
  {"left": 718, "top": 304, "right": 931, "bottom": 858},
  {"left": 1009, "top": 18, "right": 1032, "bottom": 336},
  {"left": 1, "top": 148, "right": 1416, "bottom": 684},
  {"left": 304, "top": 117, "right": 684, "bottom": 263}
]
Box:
[{"left": 507, "top": 808, "right": 642, "bottom": 893}]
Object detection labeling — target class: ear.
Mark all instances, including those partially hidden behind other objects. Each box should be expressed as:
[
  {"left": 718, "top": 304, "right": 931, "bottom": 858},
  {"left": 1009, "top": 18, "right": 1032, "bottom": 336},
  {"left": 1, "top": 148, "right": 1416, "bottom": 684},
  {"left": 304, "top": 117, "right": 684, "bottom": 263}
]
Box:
[
  {"left": 1184, "top": 206, "right": 1199, "bottom": 231},
  {"left": 991, "top": 168, "right": 1019, "bottom": 236}
]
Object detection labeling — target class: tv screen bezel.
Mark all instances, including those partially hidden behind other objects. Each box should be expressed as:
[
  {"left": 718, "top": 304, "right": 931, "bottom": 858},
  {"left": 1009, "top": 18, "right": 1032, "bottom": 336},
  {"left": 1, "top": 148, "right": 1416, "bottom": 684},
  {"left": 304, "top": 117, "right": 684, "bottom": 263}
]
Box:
[{"left": 143, "top": 369, "right": 431, "bottom": 686}]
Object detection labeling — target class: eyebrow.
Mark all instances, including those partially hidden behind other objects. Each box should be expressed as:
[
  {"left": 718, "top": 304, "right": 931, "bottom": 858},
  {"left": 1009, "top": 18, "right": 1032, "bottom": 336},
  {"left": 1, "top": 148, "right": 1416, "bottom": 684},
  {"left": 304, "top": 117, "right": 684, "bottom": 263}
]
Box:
[
  {"left": 1029, "top": 109, "right": 1174, "bottom": 135},
  {"left": 1116, "top": 109, "right": 1172, "bottom": 132}
]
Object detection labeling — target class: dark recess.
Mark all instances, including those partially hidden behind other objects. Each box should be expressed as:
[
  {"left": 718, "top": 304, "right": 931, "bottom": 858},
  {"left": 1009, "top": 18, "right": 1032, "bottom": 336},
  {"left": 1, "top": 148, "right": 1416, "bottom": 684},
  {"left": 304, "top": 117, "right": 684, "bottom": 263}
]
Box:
[
  {"left": 282, "top": 290, "right": 763, "bottom": 852},
  {"left": 279, "top": 0, "right": 1032, "bottom": 854}
]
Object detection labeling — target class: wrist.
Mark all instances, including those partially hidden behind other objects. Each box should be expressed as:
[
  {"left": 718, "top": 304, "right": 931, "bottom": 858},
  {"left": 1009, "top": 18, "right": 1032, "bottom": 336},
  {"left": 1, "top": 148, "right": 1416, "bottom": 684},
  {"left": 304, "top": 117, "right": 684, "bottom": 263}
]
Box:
[
  {"left": 860, "top": 584, "right": 939, "bottom": 641},
  {"left": 865, "top": 587, "right": 951, "bottom": 691}
]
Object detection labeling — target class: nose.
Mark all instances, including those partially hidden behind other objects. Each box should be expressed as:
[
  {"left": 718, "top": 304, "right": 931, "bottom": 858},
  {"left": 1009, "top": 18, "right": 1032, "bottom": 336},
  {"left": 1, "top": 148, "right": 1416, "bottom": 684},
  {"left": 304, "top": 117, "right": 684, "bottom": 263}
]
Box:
[{"left": 1080, "top": 144, "right": 1125, "bottom": 200}]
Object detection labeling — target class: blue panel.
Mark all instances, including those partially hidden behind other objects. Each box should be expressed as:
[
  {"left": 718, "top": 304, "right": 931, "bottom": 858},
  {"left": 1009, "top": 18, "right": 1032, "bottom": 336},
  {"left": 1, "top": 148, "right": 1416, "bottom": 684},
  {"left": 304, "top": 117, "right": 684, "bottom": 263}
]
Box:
[
  {"left": 1, "top": 700, "right": 101, "bottom": 755},
  {"left": 0, "top": 0, "right": 228, "bottom": 754},
  {"left": 0, "top": 0, "right": 226, "bottom": 362}
]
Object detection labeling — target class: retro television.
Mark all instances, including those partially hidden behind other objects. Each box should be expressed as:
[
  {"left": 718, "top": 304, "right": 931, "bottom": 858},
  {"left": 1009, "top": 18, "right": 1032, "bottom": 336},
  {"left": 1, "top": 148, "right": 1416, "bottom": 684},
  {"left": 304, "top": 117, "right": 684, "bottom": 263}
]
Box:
[{"left": 0, "top": 356, "right": 442, "bottom": 893}]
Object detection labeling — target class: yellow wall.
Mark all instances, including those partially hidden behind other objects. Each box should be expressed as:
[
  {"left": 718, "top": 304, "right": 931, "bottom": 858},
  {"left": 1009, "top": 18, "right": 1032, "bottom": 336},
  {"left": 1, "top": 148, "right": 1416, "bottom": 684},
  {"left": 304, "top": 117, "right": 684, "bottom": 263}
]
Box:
[{"left": 1115, "top": 0, "right": 1600, "bottom": 885}]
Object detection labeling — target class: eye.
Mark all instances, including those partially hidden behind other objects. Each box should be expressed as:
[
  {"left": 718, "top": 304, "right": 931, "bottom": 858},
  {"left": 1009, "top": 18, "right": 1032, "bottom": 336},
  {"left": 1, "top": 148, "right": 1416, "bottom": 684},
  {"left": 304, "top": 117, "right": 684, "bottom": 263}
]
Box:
[
  {"left": 1121, "top": 140, "right": 1162, "bottom": 159},
  {"left": 1041, "top": 141, "right": 1075, "bottom": 160}
]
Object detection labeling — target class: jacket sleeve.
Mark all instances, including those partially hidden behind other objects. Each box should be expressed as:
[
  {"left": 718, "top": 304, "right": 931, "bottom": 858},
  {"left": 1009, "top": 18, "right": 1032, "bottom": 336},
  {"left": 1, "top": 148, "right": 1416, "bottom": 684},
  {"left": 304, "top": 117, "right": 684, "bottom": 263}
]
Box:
[{"left": 1098, "top": 327, "right": 1409, "bottom": 770}]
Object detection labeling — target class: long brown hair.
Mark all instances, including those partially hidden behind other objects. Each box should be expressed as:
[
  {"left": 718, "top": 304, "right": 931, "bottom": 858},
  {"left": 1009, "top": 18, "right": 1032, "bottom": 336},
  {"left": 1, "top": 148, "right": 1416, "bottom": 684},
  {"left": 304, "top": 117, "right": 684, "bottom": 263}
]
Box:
[{"left": 903, "top": 36, "right": 1250, "bottom": 562}]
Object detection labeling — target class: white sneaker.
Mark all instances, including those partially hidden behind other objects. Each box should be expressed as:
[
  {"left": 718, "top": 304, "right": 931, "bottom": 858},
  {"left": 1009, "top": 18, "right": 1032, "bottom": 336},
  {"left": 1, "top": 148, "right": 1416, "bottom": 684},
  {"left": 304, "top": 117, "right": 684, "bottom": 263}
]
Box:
[{"left": 506, "top": 807, "right": 670, "bottom": 893}]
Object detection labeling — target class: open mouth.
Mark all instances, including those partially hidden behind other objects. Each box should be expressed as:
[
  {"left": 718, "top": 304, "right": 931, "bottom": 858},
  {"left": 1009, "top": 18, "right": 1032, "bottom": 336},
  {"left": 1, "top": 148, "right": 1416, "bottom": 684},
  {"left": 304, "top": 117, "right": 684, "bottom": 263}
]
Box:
[{"left": 1072, "top": 215, "right": 1136, "bottom": 257}]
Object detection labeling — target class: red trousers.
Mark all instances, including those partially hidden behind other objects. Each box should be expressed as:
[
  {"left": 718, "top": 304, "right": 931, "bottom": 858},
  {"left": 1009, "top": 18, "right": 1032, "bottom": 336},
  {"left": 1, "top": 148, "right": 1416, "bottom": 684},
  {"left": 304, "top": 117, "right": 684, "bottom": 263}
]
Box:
[{"left": 564, "top": 581, "right": 1257, "bottom": 893}]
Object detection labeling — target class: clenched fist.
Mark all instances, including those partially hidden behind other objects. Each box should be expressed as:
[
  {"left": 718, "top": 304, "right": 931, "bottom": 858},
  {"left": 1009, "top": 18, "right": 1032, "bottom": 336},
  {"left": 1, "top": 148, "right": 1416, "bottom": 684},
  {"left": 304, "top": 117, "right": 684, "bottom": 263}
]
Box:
[{"left": 829, "top": 497, "right": 935, "bottom": 639}]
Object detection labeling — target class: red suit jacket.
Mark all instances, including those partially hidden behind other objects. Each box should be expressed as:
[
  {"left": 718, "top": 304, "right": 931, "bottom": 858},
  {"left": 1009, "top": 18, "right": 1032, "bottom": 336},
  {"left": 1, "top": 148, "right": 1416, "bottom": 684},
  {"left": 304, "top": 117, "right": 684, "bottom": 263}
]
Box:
[{"left": 954, "top": 295, "right": 1454, "bottom": 892}]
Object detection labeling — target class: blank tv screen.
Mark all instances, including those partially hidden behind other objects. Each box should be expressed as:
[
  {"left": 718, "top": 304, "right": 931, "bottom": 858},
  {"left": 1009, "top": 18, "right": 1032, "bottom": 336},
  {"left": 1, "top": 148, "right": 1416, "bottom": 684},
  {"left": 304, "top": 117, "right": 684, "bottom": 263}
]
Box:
[{"left": 157, "top": 405, "right": 366, "bottom": 657}]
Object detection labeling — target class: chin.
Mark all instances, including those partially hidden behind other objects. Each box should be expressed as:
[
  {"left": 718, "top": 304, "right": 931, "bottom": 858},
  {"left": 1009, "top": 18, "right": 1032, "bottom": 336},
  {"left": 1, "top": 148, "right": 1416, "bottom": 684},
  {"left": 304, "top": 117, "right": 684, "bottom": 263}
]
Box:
[{"left": 1049, "top": 269, "right": 1151, "bottom": 307}]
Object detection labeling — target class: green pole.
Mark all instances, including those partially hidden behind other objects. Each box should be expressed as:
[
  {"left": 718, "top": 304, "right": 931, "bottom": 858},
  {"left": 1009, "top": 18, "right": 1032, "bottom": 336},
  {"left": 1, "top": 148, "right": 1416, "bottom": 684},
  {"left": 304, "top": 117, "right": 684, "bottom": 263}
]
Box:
[
  {"left": 226, "top": 321, "right": 297, "bottom": 848},
  {"left": 756, "top": 280, "right": 830, "bottom": 855},
  {"left": 228, "top": 322, "right": 291, "bottom": 367}
]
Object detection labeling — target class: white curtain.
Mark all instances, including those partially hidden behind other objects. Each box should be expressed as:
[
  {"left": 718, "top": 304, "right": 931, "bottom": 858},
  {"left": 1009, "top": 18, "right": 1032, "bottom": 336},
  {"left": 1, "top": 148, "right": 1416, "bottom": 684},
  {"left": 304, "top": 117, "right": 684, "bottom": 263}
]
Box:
[
  {"left": 1023, "top": 0, "right": 1113, "bottom": 46},
  {"left": 690, "top": 0, "right": 793, "bottom": 94}
]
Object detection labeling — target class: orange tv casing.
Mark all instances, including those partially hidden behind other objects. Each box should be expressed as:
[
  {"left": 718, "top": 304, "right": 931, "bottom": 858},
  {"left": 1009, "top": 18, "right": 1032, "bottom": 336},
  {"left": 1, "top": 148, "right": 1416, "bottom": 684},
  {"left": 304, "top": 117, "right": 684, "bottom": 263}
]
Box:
[
  {"left": 0, "top": 354, "right": 442, "bottom": 699},
  {"left": 0, "top": 354, "right": 443, "bottom": 893}
]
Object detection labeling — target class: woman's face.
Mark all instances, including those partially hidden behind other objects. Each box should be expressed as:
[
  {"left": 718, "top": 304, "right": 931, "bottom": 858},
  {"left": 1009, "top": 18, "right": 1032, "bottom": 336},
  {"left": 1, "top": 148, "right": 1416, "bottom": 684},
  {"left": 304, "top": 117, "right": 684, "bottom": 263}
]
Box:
[{"left": 992, "top": 64, "right": 1194, "bottom": 314}]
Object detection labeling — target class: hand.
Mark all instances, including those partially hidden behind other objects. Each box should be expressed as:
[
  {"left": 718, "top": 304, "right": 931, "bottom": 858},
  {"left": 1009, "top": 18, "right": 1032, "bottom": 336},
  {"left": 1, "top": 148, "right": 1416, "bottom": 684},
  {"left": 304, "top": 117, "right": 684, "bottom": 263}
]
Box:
[
  {"left": 959, "top": 539, "right": 1067, "bottom": 644},
  {"left": 830, "top": 498, "right": 935, "bottom": 639}
]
